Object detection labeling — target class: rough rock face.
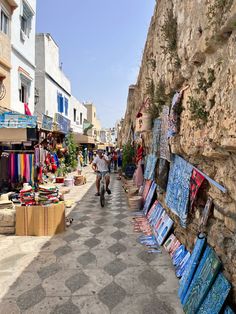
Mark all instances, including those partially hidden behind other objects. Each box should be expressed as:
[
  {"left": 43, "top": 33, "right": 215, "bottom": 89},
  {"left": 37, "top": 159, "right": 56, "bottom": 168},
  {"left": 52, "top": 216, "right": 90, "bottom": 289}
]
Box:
[{"left": 121, "top": 0, "right": 236, "bottom": 305}]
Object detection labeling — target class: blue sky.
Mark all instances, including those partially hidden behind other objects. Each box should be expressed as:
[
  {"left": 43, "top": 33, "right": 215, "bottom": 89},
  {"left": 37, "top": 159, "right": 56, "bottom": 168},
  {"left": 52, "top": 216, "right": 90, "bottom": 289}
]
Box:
[{"left": 36, "top": 0, "right": 155, "bottom": 128}]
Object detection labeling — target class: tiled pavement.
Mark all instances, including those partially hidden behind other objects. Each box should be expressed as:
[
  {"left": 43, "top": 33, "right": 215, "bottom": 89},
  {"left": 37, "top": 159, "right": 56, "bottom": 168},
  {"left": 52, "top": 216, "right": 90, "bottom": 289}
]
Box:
[{"left": 0, "top": 176, "right": 183, "bottom": 313}]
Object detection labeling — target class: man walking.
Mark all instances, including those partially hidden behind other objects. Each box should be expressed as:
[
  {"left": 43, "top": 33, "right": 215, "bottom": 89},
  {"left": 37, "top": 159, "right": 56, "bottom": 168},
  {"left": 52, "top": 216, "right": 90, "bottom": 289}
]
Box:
[{"left": 92, "top": 150, "right": 111, "bottom": 196}]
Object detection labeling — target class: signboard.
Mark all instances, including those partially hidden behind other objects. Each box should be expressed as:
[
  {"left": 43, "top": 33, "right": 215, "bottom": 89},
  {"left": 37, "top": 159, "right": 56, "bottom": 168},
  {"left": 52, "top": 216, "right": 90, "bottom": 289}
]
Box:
[
  {"left": 54, "top": 113, "right": 71, "bottom": 134},
  {"left": 0, "top": 113, "right": 37, "bottom": 128},
  {"left": 42, "top": 114, "right": 53, "bottom": 131}
]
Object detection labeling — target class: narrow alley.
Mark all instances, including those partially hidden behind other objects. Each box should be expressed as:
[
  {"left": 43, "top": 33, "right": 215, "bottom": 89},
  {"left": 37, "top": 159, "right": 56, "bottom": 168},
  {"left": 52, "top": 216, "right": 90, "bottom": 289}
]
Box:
[{"left": 0, "top": 172, "right": 182, "bottom": 314}]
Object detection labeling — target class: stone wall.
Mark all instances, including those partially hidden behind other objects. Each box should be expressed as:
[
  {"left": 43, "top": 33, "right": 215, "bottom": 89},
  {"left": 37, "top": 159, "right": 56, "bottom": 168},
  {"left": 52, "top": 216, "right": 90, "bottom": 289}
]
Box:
[{"left": 121, "top": 0, "right": 236, "bottom": 305}]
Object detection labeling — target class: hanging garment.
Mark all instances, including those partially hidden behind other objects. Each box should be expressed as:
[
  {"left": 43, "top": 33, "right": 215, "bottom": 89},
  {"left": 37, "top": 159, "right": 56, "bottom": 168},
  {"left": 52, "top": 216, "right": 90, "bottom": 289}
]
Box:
[
  {"left": 156, "top": 158, "right": 170, "bottom": 191},
  {"left": 167, "top": 92, "right": 181, "bottom": 138},
  {"left": 151, "top": 118, "right": 161, "bottom": 155},
  {"left": 144, "top": 154, "right": 158, "bottom": 180},
  {"left": 24, "top": 103, "right": 32, "bottom": 116},
  {"left": 134, "top": 160, "right": 144, "bottom": 188},
  {"left": 189, "top": 169, "right": 205, "bottom": 210},
  {"left": 160, "top": 105, "right": 171, "bottom": 161},
  {"left": 165, "top": 155, "right": 193, "bottom": 227}
]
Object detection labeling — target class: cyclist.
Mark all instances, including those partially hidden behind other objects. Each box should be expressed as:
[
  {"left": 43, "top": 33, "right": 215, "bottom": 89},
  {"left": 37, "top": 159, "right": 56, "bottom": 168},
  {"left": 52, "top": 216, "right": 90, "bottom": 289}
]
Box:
[{"left": 92, "top": 150, "right": 111, "bottom": 196}]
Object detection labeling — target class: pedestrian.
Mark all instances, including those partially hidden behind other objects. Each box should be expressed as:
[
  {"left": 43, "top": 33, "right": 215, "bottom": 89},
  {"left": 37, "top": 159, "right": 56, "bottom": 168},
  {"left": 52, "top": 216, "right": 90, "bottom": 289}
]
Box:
[
  {"left": 117, "top": 149, "right": 122, "bottom": 180},
  {"left": 113, "top": 150, "right": 118, "bottom": 172},
  {"left": 92, "top": 150, "right": 111, "bottom": 196}
]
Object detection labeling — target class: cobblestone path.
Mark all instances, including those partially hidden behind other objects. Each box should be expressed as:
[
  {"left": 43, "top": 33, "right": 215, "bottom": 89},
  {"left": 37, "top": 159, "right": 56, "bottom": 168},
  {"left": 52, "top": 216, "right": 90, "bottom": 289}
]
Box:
[{"left": 0, "top": 176, "right": 183, "bottom": 313}]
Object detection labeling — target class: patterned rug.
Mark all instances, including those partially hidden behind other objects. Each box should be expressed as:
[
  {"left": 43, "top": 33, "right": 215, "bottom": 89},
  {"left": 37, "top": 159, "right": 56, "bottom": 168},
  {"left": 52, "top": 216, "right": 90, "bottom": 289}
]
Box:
[{"left": 160, "top": 106, "right": 171, "bottom": 162}]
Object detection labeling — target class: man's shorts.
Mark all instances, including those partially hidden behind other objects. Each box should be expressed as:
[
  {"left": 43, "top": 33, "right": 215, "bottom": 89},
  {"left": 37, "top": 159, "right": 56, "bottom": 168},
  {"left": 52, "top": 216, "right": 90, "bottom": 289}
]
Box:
[{"left": 97, "top": 171, "right": 110, "bottom": 178}]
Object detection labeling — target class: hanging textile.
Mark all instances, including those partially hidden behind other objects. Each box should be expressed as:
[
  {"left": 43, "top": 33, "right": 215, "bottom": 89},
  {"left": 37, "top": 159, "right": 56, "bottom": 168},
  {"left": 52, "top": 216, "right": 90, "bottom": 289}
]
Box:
[
  {"left": 143, "top": 181, "right": 157, "bottom": 216},
  {"left": 144, "top": 154, "right": 157, "bottom": 180},
  {"left": 167, "top": 92, "right": 181, "bottom": 138},
  {"left": 160, "top": 105, "right": 171, "bottom": 161},
  {"left": 151, "top": 118, "right": 161, "bottom": 155},
  {"left": 133, "top": 160, "right": 144, "bottom": 188},
  {"left": 224, "top": 306, "right": 235, "bottom": 314},
  {"left": 183, "top": 246, "right": 221, "bottom": 313},
  {"left": 200, "top": 197, "right": 213, "bottom": 231},
  {"left": 165, "top": 155, "right": 193, "bottom": 227},
  {"left": 197, "top": 272, "right": 231, "bottom": 314},
  {"left": 156, "top": 158, "right": 169, "bottom": 191},
  {"left": 189, "top": 169, "right": 205, "bottom": 210}
]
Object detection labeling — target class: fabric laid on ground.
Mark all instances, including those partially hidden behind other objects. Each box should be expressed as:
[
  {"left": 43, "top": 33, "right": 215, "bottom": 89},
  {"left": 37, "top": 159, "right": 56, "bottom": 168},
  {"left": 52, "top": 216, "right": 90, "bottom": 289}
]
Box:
[
  {"left": 197, "top": 272, "right": 231, "bottom": 314},
  {"left": 164, "top": 234, "right": 176, "bottom": 253},
  {"left": 165, "top": 155, "right": 193, "bottom": 227},
  {"left": 160, "top": 105, "right": 171, "bottom": 161},
  {"left": 156, "top": 158, "right": 170, "bottom": 191},
  {"left": 143, "top": 181, "right": 157, "bottom": 216},
  {"left": 179, "top": 235, "right": 206, "bottom": 304},
  {"left": 155, "top": 213, "right": 173, "bottom": 245},
  {"left": 183, "top": 246, "right": 221, "bottom": 313},
  {"left": 167, "top": 92, "right": 181, "bottom": 138},
  {"left": 176, "top": 251, "right": 191, "bottom": 278},
  {"left": 148, "top": 202, "right": 164, "bottom": 228},
  {"left": 142, "top": 180, "right": 152, "bottom": 201},
  {"left": 144, "top": 154, "right": 158, "bottom": 180},
  {"left": 189, "top": 169, "right": 205, "bottom": 210},
  {"left": 151, "top": 118, "right": 161, "bottom": 155}
]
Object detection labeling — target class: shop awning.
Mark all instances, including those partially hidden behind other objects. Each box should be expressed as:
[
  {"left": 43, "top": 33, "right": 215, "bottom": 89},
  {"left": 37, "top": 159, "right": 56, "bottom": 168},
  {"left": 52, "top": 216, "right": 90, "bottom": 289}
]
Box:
[
  {"left": 0, "top": 128, "right": 27, "bottom": 142},
  {"left": 74, "top": 133, "right": 95, "bottom": 144}
]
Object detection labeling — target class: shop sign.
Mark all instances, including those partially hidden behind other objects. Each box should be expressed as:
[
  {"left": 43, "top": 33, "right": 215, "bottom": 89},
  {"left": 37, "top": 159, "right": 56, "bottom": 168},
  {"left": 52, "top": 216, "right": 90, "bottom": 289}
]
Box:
[
  {"left": 42, "top": 114, "right": 53, "bottom": 131},
  {"left": 0, "top": 113, "right": 37, "bottom": 128},
  {"left": 54, "top": 113, "right": 71, "bottom": 134}
]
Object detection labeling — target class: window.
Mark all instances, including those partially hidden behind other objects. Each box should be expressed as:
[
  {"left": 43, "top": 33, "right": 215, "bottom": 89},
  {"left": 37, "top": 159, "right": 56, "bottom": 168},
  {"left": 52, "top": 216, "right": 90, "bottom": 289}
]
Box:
[
  {"left": 1, "top": 10, "right": 9, "bottom": 35},
  {"left": 73, "top": 109, "right": 76, "bottom": 122},
  {"left": 64, "top": 97, "right": 68, "bottom": 116},
  {"left": 19, "top": 83, "right": 27, "bottom": 103},
  {"left": 57, "top": 92, "right": 64, "bottom": 113},
  {"left": 20, "top": 1, "right": 34, "bottom": 39},
  {"left": 19, "top": 74, "right": 31, "bottom": 103},
  {"left": 80, "top": 113, "right": 83, "bottom": 125}
]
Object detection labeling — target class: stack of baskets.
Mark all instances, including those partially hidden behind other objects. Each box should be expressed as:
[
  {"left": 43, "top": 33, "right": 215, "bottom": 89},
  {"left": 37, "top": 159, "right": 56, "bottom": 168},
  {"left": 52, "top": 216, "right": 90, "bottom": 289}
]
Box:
[
  {"left": 128, "top": 195, "right": 143, "bottom": 211},
  {"left": 74, "top": 175, "right": 86, "bottom": 186}
]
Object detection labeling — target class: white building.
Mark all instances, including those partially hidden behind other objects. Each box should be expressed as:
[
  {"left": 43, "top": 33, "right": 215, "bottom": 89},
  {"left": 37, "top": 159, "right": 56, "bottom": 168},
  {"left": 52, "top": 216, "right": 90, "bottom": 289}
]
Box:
[
  {"left": 69, "top": 95, "right": 87, "bottom": 134},
  {"left": 35, "top": 33, "right": 71, "bottom": 133},
  {"left": 11, "top": 0, "right": 36, "bottom": 114}
]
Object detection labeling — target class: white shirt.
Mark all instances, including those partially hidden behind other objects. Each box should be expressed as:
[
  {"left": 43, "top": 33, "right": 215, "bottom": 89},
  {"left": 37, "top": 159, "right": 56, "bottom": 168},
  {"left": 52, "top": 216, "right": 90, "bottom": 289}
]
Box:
[{"left": 93, "top": 155, "right": 109, "bottom": 172}]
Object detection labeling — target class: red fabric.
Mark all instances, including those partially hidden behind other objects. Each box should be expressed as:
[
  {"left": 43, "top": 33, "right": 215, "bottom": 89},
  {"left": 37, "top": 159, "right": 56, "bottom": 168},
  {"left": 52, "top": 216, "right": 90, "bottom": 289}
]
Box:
[
  {"left": 24, "top": 103, "right": 32, "bottom": 116},
  {"left": 136, "top": 146, "right": 143, "bottom": 163},
  {"left": 190, "top": 169, "right": 205, "bottom": 209}
]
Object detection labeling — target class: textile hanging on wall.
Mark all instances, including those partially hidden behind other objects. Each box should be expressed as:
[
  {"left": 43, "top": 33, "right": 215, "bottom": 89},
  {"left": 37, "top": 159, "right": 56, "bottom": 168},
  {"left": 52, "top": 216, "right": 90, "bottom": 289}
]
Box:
[
  {"left": 8, "top": 153, "right": 34, "bottom": 185},
  {"left": 167, "top": 92, "right": 181, "bottom": 139},
  {"left": 179, "top": 235, "right": 206, "bottom": 304},
  {"left": 183, "top": 246, "right": 221, "bottom": 313},
  {"left": 224, "top": 306, "right": 235, "bottom": 314},
  {"left": 142, "top": 180, "right": 152, "bottom": 201},
  {"left": 151, "top": 118, "right": 161, "bottom": 155},
  {"left": 160, "top": 105, "right": 171, "bottom": 161},
  {"left": 156, "top": 158, "right": 170, "bottom": 191},
  {"left": 197, "top": 272, "right": 231, "bottom": 314},
  {"left": 143, "top": 181, "right": 157, "bottom": 216},
  {"left": 148, "top": 201, "right": 164, "bottom": 228},
  {"left": 190, "top": 169, "right": 205, "bottom": 210},
  {"left": 144, "top": 154, "right": 158, "bottom": 180},
  {"left": 155, "top": 214, "right": 174, "bottom": 245},
  {"left": 200, "top": 197, "right": 213, "bottom": 230},
  {"left": 165, "top": 155, "right": 193, "bottom": 227}
]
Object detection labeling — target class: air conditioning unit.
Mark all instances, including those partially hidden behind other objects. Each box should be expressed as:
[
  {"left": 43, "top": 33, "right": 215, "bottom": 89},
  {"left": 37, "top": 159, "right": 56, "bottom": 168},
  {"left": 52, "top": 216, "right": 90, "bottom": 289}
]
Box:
[{"left": 20, "top": 29, "right": 26, "bottom": 42}]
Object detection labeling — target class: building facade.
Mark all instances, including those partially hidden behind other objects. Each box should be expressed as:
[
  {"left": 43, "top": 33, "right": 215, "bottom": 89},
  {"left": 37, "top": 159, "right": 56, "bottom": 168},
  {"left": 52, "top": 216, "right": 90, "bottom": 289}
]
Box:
[
  {"left": 11, "top": 0, "right": 36, "bottom": 114},
  {"left": 84, "top": 102, "right": 101, "bottom": 143},
  {"left": 69, "top": 95, "right": 87, "bottom": 134},
  {"left": 0, "top": 0, "right": 17, "bottom": 108},
  {"left": 35, "top": 33, "right": 71, "bottom": 133}
]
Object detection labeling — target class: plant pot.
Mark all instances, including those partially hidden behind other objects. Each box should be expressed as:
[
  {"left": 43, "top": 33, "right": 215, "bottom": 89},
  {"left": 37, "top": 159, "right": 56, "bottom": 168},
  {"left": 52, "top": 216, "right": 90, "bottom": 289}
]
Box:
[{"left": 56, "top": 177, "right": 64, "bottom": 183}]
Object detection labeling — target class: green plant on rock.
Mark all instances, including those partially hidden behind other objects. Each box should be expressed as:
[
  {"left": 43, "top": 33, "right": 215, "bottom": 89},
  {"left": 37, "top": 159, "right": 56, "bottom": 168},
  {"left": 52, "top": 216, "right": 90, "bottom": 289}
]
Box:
[
  {"left": 122, "top": 142, "right": 135, "bottom": 171},
  {"left": 188, "top": 96, "right": 209, "bottom": 122},
  {"left": 207, "top": 0, "right": 234, "bottom": 31},
  {"left": 197, "top": 68, "right": 216, "bottom": 94},
  {"left": 64, "top": 132, "right": 78, "bottom": 171}
]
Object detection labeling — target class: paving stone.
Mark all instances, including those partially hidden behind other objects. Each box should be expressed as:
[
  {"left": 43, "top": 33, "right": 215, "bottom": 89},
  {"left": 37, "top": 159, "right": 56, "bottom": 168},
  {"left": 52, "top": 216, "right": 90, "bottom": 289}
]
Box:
[
  {"left": 90, "top": 226, "right": 104, "bottom": 235},
  {"left": 84, "top": 238, "right": 101, "bottom": 249},
  {"left": 139, "top": 269, "right": 166, "bottom": 290},
  {"left": 98, "top": 282, "right": 126, "bottom": 310},
  {"left": 65, "top": 272, "right": 89, "bottom": 293},
  {"left": 16, "top": 285, "right": 46, "bottom": 311},
  {"left": 142, "top": 297, "right": 175, "bottom": 314},
  {"left": 38, "top": 263, "right": 62, "bottom": 280},
  {"left": 54, "top": 245, "right": 72, "bottom": 258},
  {"left": 137, "top": 251, "right": 157, "bottom": 264},
  {"left": 110, "top": 230, "right": 127, "bottom": 241},
  {"left": 79, "top": 216, "right": 90, "bottom": 222},
  {"left": 95, "top": 218, "right": 107, "bottom": 225},
  {"left": 108, "top": 242, "right": 127, "bottom": 255},
  {"left": 63, "top": 233, "right": 80, "bottom": 243},
  {"left": 115, "top": 213, "right": 127, "bottom": 220},
  {"left": 104, "top": 259, "right": 127, "bottom": 276},
  {"left": 71, "top": 222, "right": 87, "bottom": 230},
  {"left": 51, "top": 300, "right": 80, "bottom": 314},
  {"left": 77, "top": 252, "right": 96, "bottom": 266}
]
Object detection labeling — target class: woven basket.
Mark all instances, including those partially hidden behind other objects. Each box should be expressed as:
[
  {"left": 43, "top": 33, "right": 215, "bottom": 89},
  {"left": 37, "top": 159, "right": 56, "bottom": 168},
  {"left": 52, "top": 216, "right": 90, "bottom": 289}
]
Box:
[
  {"left": 128, "top": 195, "right": 143, "bottom": 211},
  {"left": 128, "top": 187, "right": 139, "bottom": 198},
  {"left": 74, "top": 175, "right": 85, "bottom": 186}
]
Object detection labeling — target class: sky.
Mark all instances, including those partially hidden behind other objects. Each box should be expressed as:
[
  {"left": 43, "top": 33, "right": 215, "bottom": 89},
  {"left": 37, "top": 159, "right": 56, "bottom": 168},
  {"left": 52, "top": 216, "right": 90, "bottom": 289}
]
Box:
[{"left": 36, "top": 0, "right": 155, "bottom": 128}]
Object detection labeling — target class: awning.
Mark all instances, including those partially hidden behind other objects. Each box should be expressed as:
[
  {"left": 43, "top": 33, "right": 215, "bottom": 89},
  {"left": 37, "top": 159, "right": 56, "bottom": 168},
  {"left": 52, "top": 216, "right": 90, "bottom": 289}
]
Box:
[
  {"left": 74, "top": 133, "right": 95, "bottom": 144},
  {"left": 0, "top": 128, "right": 27, "bottom": 142}
]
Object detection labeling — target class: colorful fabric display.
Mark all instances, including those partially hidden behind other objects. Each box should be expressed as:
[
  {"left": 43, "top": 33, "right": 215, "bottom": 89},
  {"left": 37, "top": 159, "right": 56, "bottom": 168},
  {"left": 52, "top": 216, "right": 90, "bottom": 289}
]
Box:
[
  {"left": 155, "top": 214, "right": 174, "bottom": 245},
  {"left": 190, "top": 169, "right": 205, "bottom": 210},
  {"left": 149, "top": 202, "right": 164, "bottom": 228},
  {"left": 144, "top": 154, "right": 158, "bottom": 180},
  {"left": 165, "top": 155, "right": 193, "bottom": 227},
  {"left": 151, "top": 118, "right": 161, "bottom": 155},
  {"left": 160, "top": 105, "right": 171, "bottom": 161},
  {"left": 183, "top": 246, "right": 221, "bottom": 313},
  {"left": 20, "top": 187, "right": 36, "bottom": 206},
  {"left": 142, "top": 180, "right": 152, "bottom": 201},
  {"left": 164, "top": 234, "right": 176, "bottom": 252},
  {"left": 147, "top": 200, "right": 159, "bottom": 220},
  {"left": 170, "top": 239, "right": 181, "bottom": 258},
  {"left": 38, "top": 185, "right": 59, "bottom": 205},
  {"left": 179, "top": 235, "right": 206, "bottom": 304},
  {"left": 8, "top": 153, "right": 35, "bottom": 185},
  {"left": 197, "top": 272, "right": 231, "bottom": 314},
  {"left": 172, "top": 245, "right": 186, "bottom": 266},
  {"left": 156, "top": 158, "right": 169, "bottom": 191},
  {"left": 176, "top": 252, "right": 191, "bottom": 278},
  {"left": 167, "top": 91, "right": 181, "bottom": 138},
  {"left": 134, "top": 160, "right": 144, "bottom": 188},
  {"left": 143, "top": 181, "right": 157, "bottom": 216},
  {"left": 224, "top": 306, "right": 235, "bottom": 314}
]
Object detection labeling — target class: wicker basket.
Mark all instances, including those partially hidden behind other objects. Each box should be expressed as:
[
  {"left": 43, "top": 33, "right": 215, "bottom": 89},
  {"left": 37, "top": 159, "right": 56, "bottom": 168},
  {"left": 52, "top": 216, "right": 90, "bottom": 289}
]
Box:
[
  {"left": 128, "top": 187, "right": 139, "bottom": 198},
  {"left": 128, "top": 195, "right": 143, "bottom": 211},
  {"left": 74, "top": 175, "right": 85, "bottom": 186}
]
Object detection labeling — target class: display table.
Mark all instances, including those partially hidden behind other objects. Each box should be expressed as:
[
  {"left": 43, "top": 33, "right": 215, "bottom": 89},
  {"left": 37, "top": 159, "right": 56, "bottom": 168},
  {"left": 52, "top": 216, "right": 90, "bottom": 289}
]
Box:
[{"left": 15, "top": 202, "right": 65, "bottom": 236}]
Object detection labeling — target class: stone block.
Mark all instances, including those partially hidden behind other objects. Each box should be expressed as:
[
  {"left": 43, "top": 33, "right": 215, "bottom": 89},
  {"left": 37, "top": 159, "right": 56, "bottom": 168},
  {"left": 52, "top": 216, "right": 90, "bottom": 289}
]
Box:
[
  {"left": 214, "top": 208, "right": 225, "bottom": 221},
  {"left": 221, "top": 138, "right": 236, "bottom": 152},
  {"left": 0, "top": 208, "right": 16, "bottom": 227},
  {"left": 225, "top": 216, "right": 236, "bottom": 233},
  {"left": 0, "top": 226, "right": 15, "bottom": 234}
]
